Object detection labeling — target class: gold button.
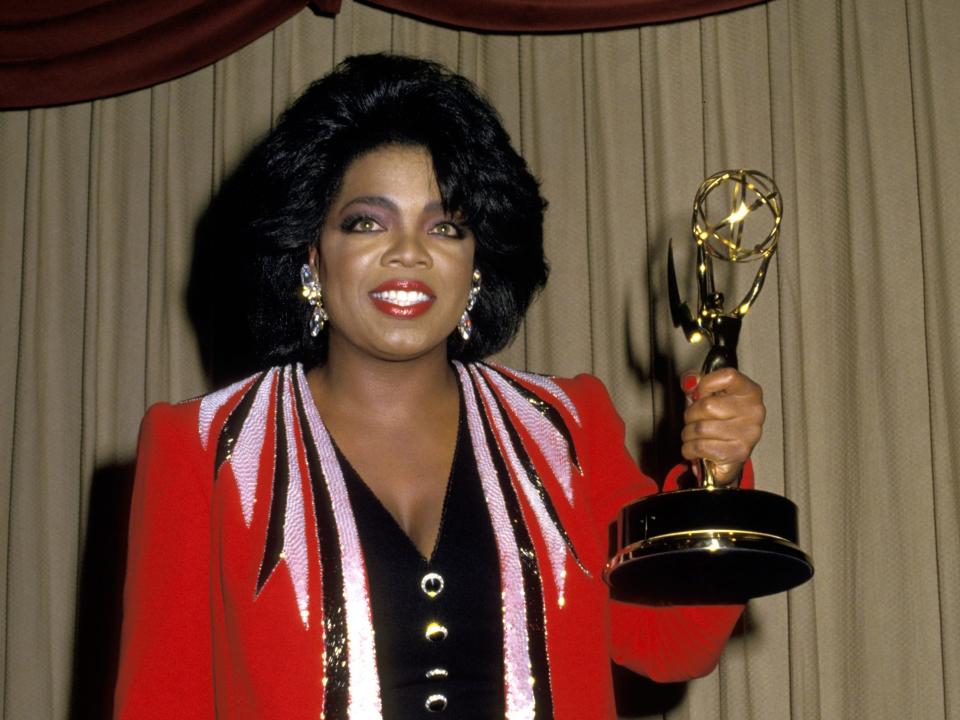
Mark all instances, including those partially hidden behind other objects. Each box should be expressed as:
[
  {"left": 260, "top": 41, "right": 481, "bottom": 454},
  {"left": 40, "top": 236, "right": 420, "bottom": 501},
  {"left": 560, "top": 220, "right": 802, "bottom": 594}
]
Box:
[
  {"left": 425, "top": 667, "right": 449, "bottom": 680},
  {"left": 425, "top": 693, "right": 448, "bottom": 712},
  {"left": 425, "top": 622, "right": 448, "bottom": 642},
  {"left": 420, "top": 572, "right": 445, "bottom": 598}
]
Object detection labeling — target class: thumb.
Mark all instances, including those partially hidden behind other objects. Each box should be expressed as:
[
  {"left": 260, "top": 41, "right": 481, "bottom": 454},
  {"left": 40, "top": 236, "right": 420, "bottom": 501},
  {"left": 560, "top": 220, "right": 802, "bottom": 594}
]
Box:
[{"left": 707, "top": 460, "right": 741, "bottom": 487}]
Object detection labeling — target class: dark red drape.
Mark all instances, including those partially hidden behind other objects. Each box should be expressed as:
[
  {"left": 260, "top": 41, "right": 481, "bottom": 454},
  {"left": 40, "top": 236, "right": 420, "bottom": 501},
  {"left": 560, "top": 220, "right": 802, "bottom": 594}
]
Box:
[
  {"left": 0, "top": 0, "right": 322, "bottom": 109},
  {"left": 1, "top": 0, "right": 763, "bottom": 109},
  {"left": 364, "top": 0, "right": 765, "bottom": 33}
]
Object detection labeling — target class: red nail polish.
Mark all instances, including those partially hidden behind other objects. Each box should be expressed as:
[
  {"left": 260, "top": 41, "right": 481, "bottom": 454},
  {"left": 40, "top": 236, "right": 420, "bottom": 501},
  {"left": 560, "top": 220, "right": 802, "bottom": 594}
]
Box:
[{"left": 682, "top": 375, "right": 698, "bottom": 392}]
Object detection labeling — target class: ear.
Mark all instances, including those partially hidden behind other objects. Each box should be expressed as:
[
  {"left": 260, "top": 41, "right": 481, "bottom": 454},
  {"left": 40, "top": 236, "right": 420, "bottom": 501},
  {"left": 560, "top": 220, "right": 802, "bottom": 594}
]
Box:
[{"left": 308, "top": 245, "right": 321, "bottom": 276}]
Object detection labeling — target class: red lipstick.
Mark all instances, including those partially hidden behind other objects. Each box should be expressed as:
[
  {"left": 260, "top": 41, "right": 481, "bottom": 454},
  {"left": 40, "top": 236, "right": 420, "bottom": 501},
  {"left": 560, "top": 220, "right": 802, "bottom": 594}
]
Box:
[{"left": 369, "top": 279, "right": 436, "bottom": 319}]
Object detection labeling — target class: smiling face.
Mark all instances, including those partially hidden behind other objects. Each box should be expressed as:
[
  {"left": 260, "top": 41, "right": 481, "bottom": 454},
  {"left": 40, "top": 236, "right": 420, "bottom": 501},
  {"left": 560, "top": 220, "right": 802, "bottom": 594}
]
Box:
[{"left": 310, "top": 144, "right": 476, "bottom": 363}]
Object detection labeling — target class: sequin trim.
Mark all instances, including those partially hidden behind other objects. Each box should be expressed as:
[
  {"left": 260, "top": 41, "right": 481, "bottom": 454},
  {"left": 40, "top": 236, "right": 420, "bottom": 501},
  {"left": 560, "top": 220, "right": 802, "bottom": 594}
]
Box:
[
  {"left": 215, "top": 372, "right": 271, "bottom": 473},
  {"left": 471, "top": 366, "right": 570, "bottom": 606},
  {"left": 456, "top": 362, "right": 537, "bottom": 720},
  {"left": 469, "top": 370, "right": 555, "bottom": 718},
  {"left": 296, "top": 364, "right": 383, "bottom": 720},
  {"left": 198, "top": 375, "right": 256, "bottom": 450},
  {"left": 482, "top": 366, "right": 578, "bottom": 505},
  {"left": 280, "top": 371, "right": 311, "bottom": 625},
  {"left": 484, "top": 365, "right": 582, "bottom": 479},
  {"left": 256, "top": 367, "right": 290, "bottom": 596},
  {"left": 479, "top": 367, "right": 589, "bottom": 577},
  {"left": 231, "top": 368, "right": 278, "bottom": 526},
  {"left": 199, "top": 362, "right": 582, "bottom": 717},
  {"left": 292, "top": 372, "right": 349, "bottom": 719},
  {"left": 489, "top": 363, "right": 581, "bottom": 426}
]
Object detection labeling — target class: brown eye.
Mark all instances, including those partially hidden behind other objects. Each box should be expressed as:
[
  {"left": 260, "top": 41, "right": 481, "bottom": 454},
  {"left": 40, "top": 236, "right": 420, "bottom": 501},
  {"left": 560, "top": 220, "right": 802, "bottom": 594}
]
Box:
[
  {"left": 430, "top": 221, "right": 465, "bottom": 239},
  {"left": 341, "top": 216, "right": 384, "bottom": 233}
]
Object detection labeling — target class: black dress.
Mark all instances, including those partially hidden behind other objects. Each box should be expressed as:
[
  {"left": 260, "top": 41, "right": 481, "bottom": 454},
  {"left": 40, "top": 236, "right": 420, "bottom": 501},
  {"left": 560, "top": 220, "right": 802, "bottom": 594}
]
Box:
[{"left": 337, "top": 407, "right": 506, "bottom": 718}]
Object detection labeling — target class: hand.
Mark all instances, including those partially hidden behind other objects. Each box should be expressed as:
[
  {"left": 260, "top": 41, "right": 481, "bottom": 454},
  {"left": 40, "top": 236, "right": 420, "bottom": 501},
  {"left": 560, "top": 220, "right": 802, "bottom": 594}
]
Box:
[{"left": 680, "top": 368, "right": 765, "bottom": 486}]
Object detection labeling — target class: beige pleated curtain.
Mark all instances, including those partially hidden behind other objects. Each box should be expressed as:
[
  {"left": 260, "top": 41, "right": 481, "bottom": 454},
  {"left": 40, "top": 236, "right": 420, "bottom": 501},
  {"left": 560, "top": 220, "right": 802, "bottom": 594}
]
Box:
[{"left": 2, "top": 0, "right": 958, "bottom": 718}]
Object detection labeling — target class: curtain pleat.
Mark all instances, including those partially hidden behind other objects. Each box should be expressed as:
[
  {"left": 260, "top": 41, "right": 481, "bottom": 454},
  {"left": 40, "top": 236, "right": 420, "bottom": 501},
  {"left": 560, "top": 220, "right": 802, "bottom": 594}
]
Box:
[
  {"left": 0, "top": 109, "right": 28, "bottom": 715},
  {"left": 908, "top": 2, "right": 960, "bottom": 718},
  {"left": 787, "top": 3, "right": 945, "bottom": 717},
  {"left": 1, "top": 1, "right": 958, "bottom": 718}
]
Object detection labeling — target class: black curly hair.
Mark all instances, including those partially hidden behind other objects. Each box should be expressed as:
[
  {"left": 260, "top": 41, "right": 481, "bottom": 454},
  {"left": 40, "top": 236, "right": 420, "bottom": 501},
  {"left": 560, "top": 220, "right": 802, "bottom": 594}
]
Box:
[{"left": 237, "top": 52, "right": 549, "bottom": 367}]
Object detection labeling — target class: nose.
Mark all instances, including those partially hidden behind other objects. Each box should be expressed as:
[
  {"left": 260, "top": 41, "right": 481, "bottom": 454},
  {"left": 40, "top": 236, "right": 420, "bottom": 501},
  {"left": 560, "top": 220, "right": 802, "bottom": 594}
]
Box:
[{"left": 383, "top": 227, "right": 432, "bottom": 269}]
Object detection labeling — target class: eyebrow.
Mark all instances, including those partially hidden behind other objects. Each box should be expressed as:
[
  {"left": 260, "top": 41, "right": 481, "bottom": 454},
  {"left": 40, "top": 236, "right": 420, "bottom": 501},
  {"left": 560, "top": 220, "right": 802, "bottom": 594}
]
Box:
[{"left": 337, "top": 195, "right": 445, "bottom": 215}]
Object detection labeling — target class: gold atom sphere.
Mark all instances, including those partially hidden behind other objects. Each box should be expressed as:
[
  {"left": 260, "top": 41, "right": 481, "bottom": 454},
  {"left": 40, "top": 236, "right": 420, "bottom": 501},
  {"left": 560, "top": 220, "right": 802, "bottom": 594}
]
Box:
[{"left": 692, "top": 169, "right": 782, "bottom": 263}]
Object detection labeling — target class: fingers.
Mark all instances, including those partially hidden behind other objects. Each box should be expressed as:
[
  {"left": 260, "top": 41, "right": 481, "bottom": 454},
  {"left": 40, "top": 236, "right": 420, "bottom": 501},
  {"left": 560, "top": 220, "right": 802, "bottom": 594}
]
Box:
[
  {"left": 678, "top": 368, "right": 766, "bottom": 485},
  {"left": 693, "top": 367, "right": 741, "bottom": 396},
  {"left": 680, "top": 418, "right": 762, "bottom": 447},
  {"left": 683, "top": 369, "right": 764, "bottom": 425},
  {"left": 679, "top": 437, "right": 751, "bottom": 468}
]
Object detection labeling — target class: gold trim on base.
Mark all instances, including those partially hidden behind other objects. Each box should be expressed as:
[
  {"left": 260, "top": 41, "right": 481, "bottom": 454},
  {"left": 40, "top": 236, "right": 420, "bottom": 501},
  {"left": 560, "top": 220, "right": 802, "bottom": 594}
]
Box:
[{"left": 604, "top": 529, "right": 810, "bottom": 581}]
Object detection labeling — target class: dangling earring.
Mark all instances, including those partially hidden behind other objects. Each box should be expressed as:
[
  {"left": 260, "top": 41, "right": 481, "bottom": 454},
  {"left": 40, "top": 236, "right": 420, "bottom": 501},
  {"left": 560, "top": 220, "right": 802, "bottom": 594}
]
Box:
[
  {"left": 458, "top": 269, "right": 482, "bottom": 342},
  {"left": 300, "top": 263, "right": 329, "bottom": 337}
]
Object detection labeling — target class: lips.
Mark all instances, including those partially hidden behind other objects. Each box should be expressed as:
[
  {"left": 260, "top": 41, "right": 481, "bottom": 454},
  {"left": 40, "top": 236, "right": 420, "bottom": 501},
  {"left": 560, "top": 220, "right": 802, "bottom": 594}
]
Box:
[{"left": 369, "top": 279, "right": 436, "bottom": 319}]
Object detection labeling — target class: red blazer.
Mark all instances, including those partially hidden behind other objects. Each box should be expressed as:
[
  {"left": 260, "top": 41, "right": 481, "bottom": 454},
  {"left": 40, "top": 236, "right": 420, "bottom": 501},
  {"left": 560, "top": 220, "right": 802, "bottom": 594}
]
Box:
[{"left": 114, "top": 363, "right": 744, "bottom": 719}]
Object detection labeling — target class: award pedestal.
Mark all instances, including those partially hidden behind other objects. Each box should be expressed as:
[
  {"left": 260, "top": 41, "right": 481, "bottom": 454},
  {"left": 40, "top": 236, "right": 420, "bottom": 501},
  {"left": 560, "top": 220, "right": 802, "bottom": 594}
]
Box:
[{"left": 605, "top": 487, "right": 813, "bottom": 604}]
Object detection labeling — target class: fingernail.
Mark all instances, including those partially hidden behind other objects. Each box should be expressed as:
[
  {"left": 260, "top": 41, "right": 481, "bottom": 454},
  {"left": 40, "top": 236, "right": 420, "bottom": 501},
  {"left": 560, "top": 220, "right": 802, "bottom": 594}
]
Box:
[
  {"left": 682, "top": 374, "right": 698, "bottom": 392},
  {"left": 692, "top": 390, "right": 700, "bottom": 401}
]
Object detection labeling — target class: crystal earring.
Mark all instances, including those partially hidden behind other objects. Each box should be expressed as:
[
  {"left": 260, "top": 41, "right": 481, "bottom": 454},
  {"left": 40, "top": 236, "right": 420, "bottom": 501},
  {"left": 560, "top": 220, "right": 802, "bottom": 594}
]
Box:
[
  {"left": 458, "top": 269, "right": 482, "bottom": 342},
  {"left": 300, "top": 263, "right": 329, "bottom": 337}
]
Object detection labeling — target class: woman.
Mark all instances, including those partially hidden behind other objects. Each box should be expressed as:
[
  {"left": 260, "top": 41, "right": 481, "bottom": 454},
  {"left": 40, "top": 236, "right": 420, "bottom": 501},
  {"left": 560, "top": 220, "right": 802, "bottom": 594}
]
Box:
[{"left": 115, "top": 54, "right": 764, "bottom": 719}]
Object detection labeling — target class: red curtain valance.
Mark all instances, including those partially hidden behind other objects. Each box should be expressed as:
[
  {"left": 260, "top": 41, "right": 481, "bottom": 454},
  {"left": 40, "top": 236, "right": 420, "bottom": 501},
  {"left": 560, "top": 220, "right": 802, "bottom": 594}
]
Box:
[
  {"left": 0, "top": 0, "right": 317, "bottom": 109},
  {"left": 1, "top": 0, "right": 764, "bottom": 109},
  {"left": 365, "top": 0, "right": 765, "bottom": 33}
]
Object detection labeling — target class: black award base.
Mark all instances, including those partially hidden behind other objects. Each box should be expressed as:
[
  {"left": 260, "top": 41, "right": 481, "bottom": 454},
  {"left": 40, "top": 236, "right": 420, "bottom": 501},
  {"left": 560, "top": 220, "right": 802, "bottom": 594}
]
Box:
[{"left": 604, "top": 487, "right": 814, "bottom": 605}]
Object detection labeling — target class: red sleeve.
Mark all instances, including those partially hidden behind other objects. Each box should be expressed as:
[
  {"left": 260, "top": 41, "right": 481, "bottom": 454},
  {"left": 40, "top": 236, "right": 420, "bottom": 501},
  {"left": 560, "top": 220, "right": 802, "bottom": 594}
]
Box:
[
  {"left": 561, "top": 374, "right": 745, "bottom": 683},
  {"left": 114, "top": 402, "right": 215, "bottom": 719}
]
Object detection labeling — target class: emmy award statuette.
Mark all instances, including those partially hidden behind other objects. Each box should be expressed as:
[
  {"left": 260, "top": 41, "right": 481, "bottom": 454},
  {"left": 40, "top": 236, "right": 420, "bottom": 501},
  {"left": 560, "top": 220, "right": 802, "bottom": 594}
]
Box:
[{"left": 604, "top": 170, "right": 814, "bottom": 604}]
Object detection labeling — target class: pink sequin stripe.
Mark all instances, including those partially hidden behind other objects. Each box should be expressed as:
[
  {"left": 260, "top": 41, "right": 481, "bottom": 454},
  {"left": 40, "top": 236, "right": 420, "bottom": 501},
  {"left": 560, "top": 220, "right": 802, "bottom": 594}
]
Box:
[
  {"left": 483, "top": 367, "right": 576, "bottom": 506},
  {"left": 198, "top": 375, "right": 256, "bottom": 449},
  {"left": 231, "top": 368, "right": 278, "bottom": 527},
  {"left": 296, "top": 365, "right": 383, "bottom": 720},
  {"left": 454, "top": 362, "right": 536, "bottom": 720},
  {"left": 280, "top": 369, "right": 311, "bottom": 627},
  {"left": 470, "top": 366, "right": 569, "bottom": 608},
  {"left": 490, "top": 363, "right": 581, "bottom": 426}
]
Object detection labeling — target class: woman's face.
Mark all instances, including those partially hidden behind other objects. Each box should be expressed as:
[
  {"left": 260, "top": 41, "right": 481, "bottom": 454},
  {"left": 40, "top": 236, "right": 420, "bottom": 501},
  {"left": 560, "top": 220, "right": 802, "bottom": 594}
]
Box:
[{"left": 311, "top": 144, "right": 476, "bottom": 363}]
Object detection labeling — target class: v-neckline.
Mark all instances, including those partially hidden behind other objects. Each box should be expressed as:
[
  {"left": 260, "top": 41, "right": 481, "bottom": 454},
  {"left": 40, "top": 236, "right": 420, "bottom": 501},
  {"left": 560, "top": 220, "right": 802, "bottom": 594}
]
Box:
[
  {"left": 335, "top": 428, "right": 462, "bottom": 565},
  {"left": 313, "top": 378, "right": 466, "bottom": 566}
]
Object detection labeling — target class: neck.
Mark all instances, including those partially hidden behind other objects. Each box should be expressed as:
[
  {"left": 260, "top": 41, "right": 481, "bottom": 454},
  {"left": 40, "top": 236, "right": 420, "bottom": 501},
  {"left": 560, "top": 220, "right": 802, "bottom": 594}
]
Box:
[{"left": 307, "top": 338, "right": 461, "bottom": 420}]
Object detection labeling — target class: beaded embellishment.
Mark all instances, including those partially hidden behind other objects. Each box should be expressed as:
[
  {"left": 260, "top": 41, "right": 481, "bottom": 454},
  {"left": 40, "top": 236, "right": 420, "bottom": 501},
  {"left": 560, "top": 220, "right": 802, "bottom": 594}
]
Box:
[{"left": 200, "top": 362, "right": 585, "bottom": 720}]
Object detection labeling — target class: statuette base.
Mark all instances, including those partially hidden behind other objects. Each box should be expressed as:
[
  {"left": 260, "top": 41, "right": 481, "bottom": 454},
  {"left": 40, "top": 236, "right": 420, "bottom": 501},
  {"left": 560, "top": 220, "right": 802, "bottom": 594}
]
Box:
[{"left": 605, "top": 487, "right": 814, "bottom": 604}]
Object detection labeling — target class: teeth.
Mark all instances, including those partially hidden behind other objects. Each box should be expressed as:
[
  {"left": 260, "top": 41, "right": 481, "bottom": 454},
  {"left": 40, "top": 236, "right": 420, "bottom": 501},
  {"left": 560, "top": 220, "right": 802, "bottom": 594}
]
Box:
[{"left": 372, "top": 289, "right": 432, "bottom": 307}]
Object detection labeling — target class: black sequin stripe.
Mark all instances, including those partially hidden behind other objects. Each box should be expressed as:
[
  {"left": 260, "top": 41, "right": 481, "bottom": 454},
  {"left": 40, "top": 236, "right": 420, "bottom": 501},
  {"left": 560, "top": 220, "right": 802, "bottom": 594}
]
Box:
[
  {"left": 292, "top": 371, "right": 350, "bottom": 717},
  {"left": 471, "top": 374, "right": 555, "bottom": 719},
  {"left": 478, "top": 372, "right": 588, "bottom": 576},
  {"left": 215, "top": 370, "right": 271, "bottom": 475},
  {"left": 256, "top": 367, "right": 289, "bottom": 595},
  {"left": 481, "top": 364, "right": 582, "bottom": 474}
]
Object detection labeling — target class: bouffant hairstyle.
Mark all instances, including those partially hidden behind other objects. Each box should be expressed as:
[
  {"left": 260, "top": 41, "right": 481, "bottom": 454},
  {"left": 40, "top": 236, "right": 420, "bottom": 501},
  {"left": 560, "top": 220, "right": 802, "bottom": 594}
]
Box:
[{"left": 241, "top": 52, "right": 548, "bottom": 366}]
